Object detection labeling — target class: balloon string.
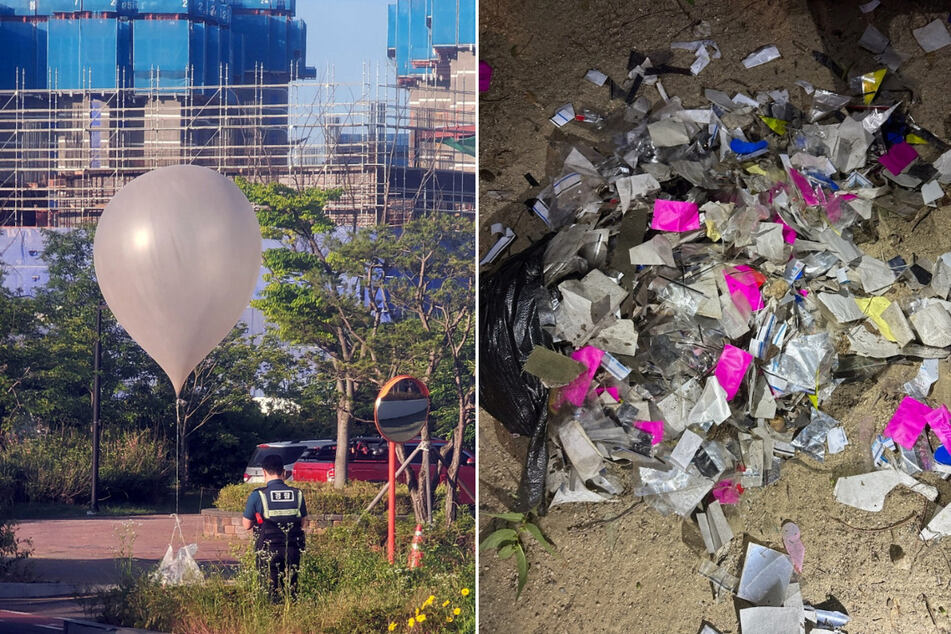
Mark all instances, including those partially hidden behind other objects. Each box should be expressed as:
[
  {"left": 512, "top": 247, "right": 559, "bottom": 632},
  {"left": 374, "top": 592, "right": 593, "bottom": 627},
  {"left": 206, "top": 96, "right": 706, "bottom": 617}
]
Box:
[{"left": 175, "top": 398, "right": 181, "bottom": 516}]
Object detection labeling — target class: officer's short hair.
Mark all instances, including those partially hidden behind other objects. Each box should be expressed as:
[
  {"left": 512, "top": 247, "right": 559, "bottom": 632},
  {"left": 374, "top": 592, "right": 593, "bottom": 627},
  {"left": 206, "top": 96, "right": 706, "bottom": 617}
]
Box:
[{"left": 261, "top": 454, "right": 285, "bottom": 476}]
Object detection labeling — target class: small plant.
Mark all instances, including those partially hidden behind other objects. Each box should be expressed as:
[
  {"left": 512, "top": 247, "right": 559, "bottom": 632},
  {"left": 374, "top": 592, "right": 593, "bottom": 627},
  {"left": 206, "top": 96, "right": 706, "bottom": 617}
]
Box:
[
  {"left": 479, "top": 511, "right": 555, "bottom": 599},
  {"left": 0, "top": 518, "right": 32, "bottom": 580}
]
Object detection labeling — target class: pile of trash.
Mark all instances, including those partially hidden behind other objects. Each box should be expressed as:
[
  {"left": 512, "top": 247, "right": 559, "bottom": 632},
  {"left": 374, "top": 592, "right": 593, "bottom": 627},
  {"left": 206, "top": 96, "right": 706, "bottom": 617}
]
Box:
[{"left": 480, "top": 15, "right": 951, "bottom": 633}]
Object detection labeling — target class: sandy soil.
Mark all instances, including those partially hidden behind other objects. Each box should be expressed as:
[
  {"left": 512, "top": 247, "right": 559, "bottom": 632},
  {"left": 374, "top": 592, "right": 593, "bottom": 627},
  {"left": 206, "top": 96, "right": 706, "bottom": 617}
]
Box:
[{"left": 478, "top": 1, "right": 951, "bottom": 632}]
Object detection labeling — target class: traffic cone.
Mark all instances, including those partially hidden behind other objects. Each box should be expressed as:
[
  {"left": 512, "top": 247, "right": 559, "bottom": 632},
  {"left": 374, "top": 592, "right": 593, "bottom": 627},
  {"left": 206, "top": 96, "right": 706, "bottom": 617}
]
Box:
[{"left": 407, "top": 524, "right": 424, "bottom": 568}]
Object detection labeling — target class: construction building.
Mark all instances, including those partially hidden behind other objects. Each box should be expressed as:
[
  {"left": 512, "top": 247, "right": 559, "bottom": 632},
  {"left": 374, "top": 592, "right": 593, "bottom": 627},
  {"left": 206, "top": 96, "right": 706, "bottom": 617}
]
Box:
[{"left": 0, "top": 0, "right": 476, "bottom": 230}]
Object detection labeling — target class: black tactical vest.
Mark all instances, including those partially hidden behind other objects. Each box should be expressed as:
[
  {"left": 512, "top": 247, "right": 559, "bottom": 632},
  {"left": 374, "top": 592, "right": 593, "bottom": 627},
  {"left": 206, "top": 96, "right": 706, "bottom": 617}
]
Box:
[{"left": 254, "top": 483, "right": 305, "bottom": 547}]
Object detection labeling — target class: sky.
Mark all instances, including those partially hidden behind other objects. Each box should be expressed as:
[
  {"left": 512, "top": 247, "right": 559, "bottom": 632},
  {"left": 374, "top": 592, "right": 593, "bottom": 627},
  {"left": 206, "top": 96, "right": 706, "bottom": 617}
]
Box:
[{"left": 296, "top": 0, "right": 395, "bottom": 89}]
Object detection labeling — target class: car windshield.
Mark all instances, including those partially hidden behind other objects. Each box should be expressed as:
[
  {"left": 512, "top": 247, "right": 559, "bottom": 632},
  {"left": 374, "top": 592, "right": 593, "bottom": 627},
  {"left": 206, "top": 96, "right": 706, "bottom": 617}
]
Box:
[
  {"left": 299, "top": 445, "right": 337, "bottom": 461},
  {"left": 247, "top": 446, "right": 308, "bottom": 467}
]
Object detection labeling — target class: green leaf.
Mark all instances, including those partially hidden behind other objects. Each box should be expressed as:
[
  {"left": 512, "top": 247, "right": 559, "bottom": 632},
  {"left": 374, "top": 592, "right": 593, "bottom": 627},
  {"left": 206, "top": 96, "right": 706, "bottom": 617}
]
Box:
[
  {"left": 498, "top": 543, "right": 517, "bottom": 560},
  {"left": 515, "top": 544, "right": 529, "bottom": 599},
  {"left": 479, "top": 528, "right": 517, "bottom": 551},
  {"left": 484, "top": 512, "right": 525, "bottom": 523},
  {"left": 520, "top": 522, "right": 557, "bottom": 556}
]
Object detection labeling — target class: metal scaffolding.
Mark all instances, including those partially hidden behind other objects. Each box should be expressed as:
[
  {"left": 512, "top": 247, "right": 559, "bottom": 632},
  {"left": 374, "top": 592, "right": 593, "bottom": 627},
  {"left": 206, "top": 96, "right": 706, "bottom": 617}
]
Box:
[{"left": 0, "top": 62, "right": 475, "bottom": 229}]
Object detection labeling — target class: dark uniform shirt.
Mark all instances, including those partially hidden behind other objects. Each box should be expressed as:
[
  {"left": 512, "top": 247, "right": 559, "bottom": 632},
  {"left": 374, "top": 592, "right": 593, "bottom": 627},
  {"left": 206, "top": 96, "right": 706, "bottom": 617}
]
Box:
[{"left": 243, "top": 479, "right": 308, "bottom": 547}]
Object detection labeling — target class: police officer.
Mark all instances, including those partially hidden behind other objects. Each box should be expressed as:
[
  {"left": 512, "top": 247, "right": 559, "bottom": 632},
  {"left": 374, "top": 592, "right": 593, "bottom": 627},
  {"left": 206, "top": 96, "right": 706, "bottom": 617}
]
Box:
[{"left": 241, "top": 453, "right": 307, "bottom": 600}]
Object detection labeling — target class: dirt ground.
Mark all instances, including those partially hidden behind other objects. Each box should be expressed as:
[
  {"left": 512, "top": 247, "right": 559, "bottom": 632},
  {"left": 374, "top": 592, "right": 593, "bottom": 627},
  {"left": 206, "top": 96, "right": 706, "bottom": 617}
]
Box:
[{"left": 478, "top": 1, "right": 951, "bottom": 632}]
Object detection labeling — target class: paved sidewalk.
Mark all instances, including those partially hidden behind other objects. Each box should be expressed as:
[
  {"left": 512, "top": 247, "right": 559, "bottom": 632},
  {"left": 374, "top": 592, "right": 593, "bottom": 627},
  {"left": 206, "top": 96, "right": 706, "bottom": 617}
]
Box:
[{"left": 12, "top": 514, "right": 243, "bottom": 589}]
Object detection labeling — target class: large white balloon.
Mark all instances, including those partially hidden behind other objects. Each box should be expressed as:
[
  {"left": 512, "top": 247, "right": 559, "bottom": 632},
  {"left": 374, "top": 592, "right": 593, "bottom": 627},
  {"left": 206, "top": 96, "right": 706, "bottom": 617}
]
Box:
[{"left": 94, "top": 165, "right": 262, "bottom": 395}]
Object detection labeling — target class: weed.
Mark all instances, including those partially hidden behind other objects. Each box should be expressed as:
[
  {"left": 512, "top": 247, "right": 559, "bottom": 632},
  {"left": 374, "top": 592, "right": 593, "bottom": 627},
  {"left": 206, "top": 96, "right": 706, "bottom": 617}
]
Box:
[{"left": 479, "top": 511, "right": 556, "bottom": 599}]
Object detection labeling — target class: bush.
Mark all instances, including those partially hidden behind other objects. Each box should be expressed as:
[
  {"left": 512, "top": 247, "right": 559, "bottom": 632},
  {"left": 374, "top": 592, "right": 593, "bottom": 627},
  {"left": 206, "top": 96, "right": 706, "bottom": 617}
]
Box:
[
  {"left": 215, "top": 481, "right": 413, "bottom": 516},
  {"left": 94, "top": 517, "right": 475, "bottom": 633},
  {"left": 0, "top": 428, "right": 171, "bottom": 505},
  {"left": 0, "top": 519, "right": 32, "bottom": 580}
]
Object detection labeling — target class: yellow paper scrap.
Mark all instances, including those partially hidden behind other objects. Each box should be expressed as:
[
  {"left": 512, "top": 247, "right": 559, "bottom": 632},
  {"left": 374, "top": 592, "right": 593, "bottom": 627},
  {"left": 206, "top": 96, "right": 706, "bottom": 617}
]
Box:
[
  {"left": 760, "top": 116, "right": 788, "bottom": 135},
  {"left": 906, "top": 133, "right": 928, "bottom": 145},
  {"left": 855, "top": 296, "right": 896, "bottom": 342},
  {"left": 745, "top": 164, "right": 769, "bottom": 176},
  {"left": 705, "top": 218, "right": 722, "bottom": 242},
  {"left": 860, "top": 68, "right": 887, "bottom": 105}
]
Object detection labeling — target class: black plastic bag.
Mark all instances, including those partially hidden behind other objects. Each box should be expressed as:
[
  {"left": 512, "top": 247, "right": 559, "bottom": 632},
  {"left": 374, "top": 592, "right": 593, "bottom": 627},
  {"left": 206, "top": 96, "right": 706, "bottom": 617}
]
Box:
[{"left": 479, "top": 239, "right": 552, "bottom": 513}]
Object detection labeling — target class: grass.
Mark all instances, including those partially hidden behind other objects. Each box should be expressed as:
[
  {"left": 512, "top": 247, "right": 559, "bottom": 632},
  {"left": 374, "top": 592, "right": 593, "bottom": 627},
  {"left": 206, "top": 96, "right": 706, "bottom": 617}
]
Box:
[{"left": 93, "top": 511, "right": 475, "bottom": 633}]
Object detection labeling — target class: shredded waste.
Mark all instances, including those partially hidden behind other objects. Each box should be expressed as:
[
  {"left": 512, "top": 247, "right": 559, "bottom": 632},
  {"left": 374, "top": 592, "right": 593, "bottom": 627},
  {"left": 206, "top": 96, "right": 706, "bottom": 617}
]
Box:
[{"left": 479, "top": 14, "right": 951, "bottom": 633}]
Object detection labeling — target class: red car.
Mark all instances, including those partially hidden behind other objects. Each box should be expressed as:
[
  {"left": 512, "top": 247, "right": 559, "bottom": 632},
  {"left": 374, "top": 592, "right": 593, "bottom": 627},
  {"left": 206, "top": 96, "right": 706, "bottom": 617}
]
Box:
[{"left": 292, "top": 436, "right": 476, "bottom": 504}]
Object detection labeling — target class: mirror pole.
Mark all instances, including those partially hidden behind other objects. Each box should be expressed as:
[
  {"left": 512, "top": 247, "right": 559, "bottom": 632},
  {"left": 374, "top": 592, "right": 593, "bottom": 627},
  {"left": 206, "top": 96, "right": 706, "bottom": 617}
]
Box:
[{"left": 388, "top": 440, "right": 396, "bottom": 564}]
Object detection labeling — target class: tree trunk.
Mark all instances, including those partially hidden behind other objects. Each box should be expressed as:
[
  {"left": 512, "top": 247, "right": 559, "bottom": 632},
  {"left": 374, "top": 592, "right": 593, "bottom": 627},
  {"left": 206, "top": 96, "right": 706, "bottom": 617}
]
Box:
[
  {"left": 332, "top": 378, "right": 351, "bottom": 490},
  {"left": 444, "top": 401, "right": 466, "bottom": 525},
  {"left": 395, "top": 443, "right": 426, "bottom": 523}
]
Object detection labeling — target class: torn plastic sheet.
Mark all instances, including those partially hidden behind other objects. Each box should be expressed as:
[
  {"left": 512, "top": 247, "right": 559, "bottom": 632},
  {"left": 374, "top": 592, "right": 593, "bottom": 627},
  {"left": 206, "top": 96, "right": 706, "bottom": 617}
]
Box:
[
  {"left": 737, "top": 542, "right": 794, "bottom": 607},
  {"left": 913, "top": 19, "right": 951, "bottom": 53},
  {"left": 649, "top": 118, "right": 691, "bottom": 147},
  {"left": 766, "top": 333, "right": 834, "bottom": 395},
  {"left": 742, "top": 45, "right": 781, "bottom": 69},
  {"left": 826, "top": 426, "right": 848, "bottom": 454},
  {"left": 615, "top": 173, "right": 661, "bottom": 210},
  {"left": 818, "top": 292, "right": 866, "bottom": 323},
  {"left": 479, "top": 223, "right": 517, "bottom": 266},
  {"left": 698, "top": 559, "right": 739, "bottom": 594},
  {"left": 584, "top": 68, "right": 608, "bottom": 86},
  {"left": 549, "top": 468, "right": 611, "bottom": 506},
  {"left": 859, "top": 0, "right": 880, "bottom": 11},
  {"left": 904, "top": 358, "right": 939, "bottom": 399},
  {"left": 697, "top": 501, "right": 733, "bottom": 554},
  {"left": 636, "top": 465, "right": 713, "bottom": 516},
  {"left": 809, "top": 90, "right": 851, "bottom": 122},
  {"left": 847, "top": 324, "right": 901, "bottom": 359},
  {"left": 922, "top": 180, "right": 944, "bottom": 205},
  {"left": 687, "top": 376, "right": 731, "bottom": 428},
  {"left": 834, "top": 468, "right": 938, "bottom": 512},
  {"left": 589, "top": 319, "right": 638, "bottom": 357}
]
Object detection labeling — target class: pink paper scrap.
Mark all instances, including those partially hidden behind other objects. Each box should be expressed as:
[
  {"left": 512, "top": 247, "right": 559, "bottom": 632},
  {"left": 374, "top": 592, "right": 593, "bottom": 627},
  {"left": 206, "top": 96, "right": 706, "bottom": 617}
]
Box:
[
  {"left": 651, "top": 199, "right": 700, "bottom": 232},
  {"left": 558, "top": 346, "right": 604, "bottom": 407},
  {"left": 926, "top": 405, "right": 951, "bottom": 453},
  {"left": 878, "top": 141, "right": 918, "bottom": 176},
  {"left": 723, "top": 265, "right": 765, "bottom": 311},
  {"left": 715, "top": 344, "right": 754, "bottom": 400},
  {"left": 634, "top": 421, "right": 665, "bottom": 446},
  {"left": 789, "top": 169, "right": 819, "bottom": 206},
  {"left": 883, "top": 396, "right": 931, "bottom": 449},
  {"left": 712, "top": 479, "right": 744, "bottom": 505},
  {"left": 595, "top": 385, "right": 622, "bottom": 401},
  {"left": 478, "top": 61, "right": 493, "bottom": 92},
  {"left": 782, "top": 522, "right": 805, "bottom": 574},
  {"left": 778, "top": 217, "right": 797, "bottom": 244}
]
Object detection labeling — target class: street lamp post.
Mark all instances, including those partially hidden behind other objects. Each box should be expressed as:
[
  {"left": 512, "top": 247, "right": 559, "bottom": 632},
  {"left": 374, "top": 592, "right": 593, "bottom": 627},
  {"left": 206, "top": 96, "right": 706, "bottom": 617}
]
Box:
[{"left": 90, "top": 302, "right": 103, "bottom": 515}]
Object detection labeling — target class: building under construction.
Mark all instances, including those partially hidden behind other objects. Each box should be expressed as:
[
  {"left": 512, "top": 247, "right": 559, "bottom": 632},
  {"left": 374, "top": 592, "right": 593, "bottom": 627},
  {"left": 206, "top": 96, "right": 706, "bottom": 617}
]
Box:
[{"left": 0, "top": 0, "right": 476, "bottom": 229}]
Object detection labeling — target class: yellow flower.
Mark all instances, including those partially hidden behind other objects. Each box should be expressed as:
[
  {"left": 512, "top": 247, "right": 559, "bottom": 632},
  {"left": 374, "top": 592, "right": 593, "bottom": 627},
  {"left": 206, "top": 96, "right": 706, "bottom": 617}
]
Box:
[
  {"left": 417, "top": 614, "right": 427, "bottom": 623},
  {"left": 460, "top": 588, "right": 470, "bottom": 597},
  {"left": 422, "top": 595, "right": 435, "bottom": 608},
  {"left": 447, "top": 617, "right": 454, "bottom": 623},
  {"left": 442, "top": 599, "right": 450, "bottom": 607},
  {"left": 388, "top": 624, "right": 397, "bottom": 632},
  {"left": 453, "top": 607, "right": 461, "bottom": 616},
  {"left": 415, "top": 607, "right": 420, "bottom": 616},
  {"left": 408, "top": 617, "right": 415, "bottom": 628}
]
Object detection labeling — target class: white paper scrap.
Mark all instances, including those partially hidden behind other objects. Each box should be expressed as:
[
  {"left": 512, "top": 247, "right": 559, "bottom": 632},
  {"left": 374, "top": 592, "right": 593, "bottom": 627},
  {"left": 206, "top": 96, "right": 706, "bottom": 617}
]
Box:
[
  {"left": 858, "top": 24, "right": 889, "bottom": 54},
  {"left": 913, "top": 19, "right": 951, "bottom": 53},
  {"left": 629, "top": 234, "right": 676, "bottom": 267},
  {"left": 550, "top": 103, "right": 575, "bottom": 127},
  {"left": 742, "top": 45, "right": 781, "bottom": 69},
  {"left": 740, "top": 607, "right": 803, "bottom": 634},
  {"left": 922, "top": 180, "right": 944, "bottom": 205},
  {"left": 834, "top": 469, "right": 938, "bottom": 512},
  {"left": 826, "top": 427, "right": 848, "bottom": 454},
  {"left": 670, "top": 429, "right": 704, "bottom": 470},
  {"left": 921, "top": 504, "right": 951, "bottom": 540},
  {"left": 737, "top": 542, "right": 794, "bottom": 606},
  {"left": 478, "top": 223, "right": 516, "bottom": 266},
  {"left": 859, "top": 0, "right": 880, "bottom": 12},
  {"left": 584, "top": 68, "right": 608, "bottom": 86}
]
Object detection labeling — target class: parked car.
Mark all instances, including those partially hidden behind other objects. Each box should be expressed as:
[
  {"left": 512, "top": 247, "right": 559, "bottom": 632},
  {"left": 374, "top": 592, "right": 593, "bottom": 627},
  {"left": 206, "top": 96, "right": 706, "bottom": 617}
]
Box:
[
  {"left": 292, "top": 436, "right": 476, "bottom": 504},
  {"left": 243, "top": 440, "right": 334, "bottom": 484}
]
